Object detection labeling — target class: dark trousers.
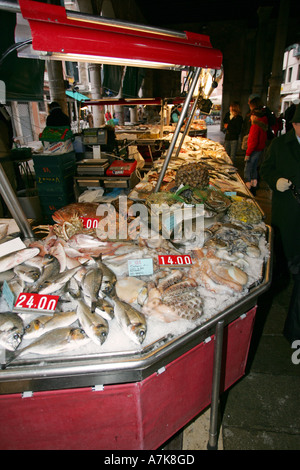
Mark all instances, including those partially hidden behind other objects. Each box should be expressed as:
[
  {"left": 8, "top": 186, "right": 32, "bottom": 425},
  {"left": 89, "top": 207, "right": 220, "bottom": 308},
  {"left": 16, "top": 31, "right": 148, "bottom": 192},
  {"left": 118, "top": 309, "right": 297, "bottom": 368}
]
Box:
[{"left": 284, "top": 272, "right": 300, "bottom": 343}]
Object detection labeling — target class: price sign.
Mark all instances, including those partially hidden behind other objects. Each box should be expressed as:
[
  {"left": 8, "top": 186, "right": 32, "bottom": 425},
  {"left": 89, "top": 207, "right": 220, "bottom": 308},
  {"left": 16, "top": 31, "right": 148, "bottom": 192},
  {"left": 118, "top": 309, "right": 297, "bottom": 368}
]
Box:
[
  {"left": 14, "top": 293, "right": 59, "bottom": 313},
  {"left": 80, "top": 217, "right": 99, "bottom": 229},
  {"left": 158, "top": 255, "right": 192, "bottom": 267},
  {"left": 128, "top": 258, "right": 153, "bottom": 277}
]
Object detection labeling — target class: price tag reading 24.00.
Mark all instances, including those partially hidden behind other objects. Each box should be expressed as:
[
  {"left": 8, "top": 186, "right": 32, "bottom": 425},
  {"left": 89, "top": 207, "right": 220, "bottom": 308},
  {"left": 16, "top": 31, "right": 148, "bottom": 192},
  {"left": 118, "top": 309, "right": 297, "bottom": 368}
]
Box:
[
  {"left": 158, "top": 255, "right": 192, "bottom": 267},
  {"left": 15, "top": 293, "right": 59, "bottom": 312}
]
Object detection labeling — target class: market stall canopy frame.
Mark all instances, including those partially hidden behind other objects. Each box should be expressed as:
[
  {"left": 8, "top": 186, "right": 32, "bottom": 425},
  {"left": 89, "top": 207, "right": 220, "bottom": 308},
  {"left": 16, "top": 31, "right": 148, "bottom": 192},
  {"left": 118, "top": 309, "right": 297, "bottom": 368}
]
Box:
[{"left": 18, "top": 0, "right": 223, "bottom": 71}]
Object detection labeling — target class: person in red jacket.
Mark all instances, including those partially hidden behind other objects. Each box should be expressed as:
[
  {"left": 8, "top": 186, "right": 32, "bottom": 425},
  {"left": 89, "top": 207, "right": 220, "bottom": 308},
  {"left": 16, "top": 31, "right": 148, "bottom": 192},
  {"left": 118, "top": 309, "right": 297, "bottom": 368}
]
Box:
[{"left": 244, "top": 106, "right": 268, "bottom": 194}]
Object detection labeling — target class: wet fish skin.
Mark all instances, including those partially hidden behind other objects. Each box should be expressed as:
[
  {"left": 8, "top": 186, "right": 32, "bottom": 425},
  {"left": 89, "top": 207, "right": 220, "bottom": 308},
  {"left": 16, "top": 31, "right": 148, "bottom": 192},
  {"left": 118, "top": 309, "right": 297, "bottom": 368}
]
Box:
[
  {"left": 4, "top": 327, "right": 90, "bottom": 366},
  {"left": 23, "top": 310, "right": 78, "bottom": 340},
  {"left": 38, "top": 265, "right": 83, "bottom": 295},
  {"left": 111, "top": 294, "right": 147, "bottom": 345},
  {"left": 0, "top": 312, "right": 24, "bottom": 351},
  {"left": 0, "top": 247, "right": 40, "bottom": 273},
  {"left": 96, "top": 258, "right": 116, "bottom": 296},
  {"left": 13, "top": 264, "right": 40, "bottom": 284},
  {"left": 27, "top": 254, "right": 60, "bottom": 293},
  {"left": 81, "top": 265, "right": 103, "bottom": 312},
  {"left": 74, "top": 296, "right": 109, "bottom": 346},
  {"left": 95, "top": 298, "right": 115, "bottom": 321}
]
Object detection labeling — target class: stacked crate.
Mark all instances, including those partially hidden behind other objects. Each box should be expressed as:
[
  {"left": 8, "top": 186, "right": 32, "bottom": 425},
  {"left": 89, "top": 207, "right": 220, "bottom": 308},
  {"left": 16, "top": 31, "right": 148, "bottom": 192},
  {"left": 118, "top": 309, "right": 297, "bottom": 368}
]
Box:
[{"left": 33, "top": 152, "right": 76, "bottom": 223}]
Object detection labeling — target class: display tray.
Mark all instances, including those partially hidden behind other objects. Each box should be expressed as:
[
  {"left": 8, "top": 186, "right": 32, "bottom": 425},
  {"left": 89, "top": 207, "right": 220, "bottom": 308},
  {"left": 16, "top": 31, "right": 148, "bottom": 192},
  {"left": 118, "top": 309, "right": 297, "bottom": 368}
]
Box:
[{"left": 0, "top": 227, "right": 272, "bottom": 395}]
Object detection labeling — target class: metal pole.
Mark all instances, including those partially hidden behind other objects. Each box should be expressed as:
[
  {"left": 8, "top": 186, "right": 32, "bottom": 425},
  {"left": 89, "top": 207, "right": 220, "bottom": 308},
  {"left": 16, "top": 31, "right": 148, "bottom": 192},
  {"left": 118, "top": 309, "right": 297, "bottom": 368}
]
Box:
[
  {"left": 0, "top": 164, "right": 34, "bottom": 240},
  {"left": 154, "top": 67, "right": 201, "bottom": 193},
  {"left": 173, "top": 92, "right": 200, "bottom": 159},
  {"left": 207, "top": 319, "right": 225, "bottom": 450}
]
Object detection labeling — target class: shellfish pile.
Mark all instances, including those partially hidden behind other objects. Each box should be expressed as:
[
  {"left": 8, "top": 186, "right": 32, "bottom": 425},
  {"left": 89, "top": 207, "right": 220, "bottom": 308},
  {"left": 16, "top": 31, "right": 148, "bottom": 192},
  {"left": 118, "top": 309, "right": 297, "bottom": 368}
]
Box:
[{"left": 175, "top": 162, "right": 210, "bottom": 188}]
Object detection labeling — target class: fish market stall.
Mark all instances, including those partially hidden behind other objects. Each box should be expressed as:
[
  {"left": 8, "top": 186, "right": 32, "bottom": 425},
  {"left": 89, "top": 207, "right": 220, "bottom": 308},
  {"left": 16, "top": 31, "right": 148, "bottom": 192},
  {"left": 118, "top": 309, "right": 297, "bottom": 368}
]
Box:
[
  {"left": 0, "top": 0, "right": 272, "bottom": 450},
  {"left": 0, "top": 191, "right": 271, "bottom": 450}
]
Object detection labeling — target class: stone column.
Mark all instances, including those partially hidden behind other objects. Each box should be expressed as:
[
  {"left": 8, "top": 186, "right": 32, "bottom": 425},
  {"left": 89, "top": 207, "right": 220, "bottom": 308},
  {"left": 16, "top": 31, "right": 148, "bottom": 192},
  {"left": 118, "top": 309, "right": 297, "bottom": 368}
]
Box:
[
  {"left": 88, "top": 64, "right": 104, "bottom": 127},
  {"left": 47, "top": 60, "right": 69, "bottom": 116}
]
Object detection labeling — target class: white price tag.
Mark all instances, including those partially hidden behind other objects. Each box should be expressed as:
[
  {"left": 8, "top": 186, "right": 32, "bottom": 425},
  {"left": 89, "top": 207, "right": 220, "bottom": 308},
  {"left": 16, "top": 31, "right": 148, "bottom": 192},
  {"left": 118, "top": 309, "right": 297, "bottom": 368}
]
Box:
[{"left": 128, "top": 258, "right": 153, "bottom": 277}]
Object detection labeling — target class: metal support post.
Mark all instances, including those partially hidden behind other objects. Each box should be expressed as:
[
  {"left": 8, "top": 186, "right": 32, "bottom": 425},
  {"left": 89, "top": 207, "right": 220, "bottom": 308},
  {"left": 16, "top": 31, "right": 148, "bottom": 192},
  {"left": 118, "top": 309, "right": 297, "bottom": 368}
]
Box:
[
  {"left": 0, "top": 163, "right": 34, "bottom": 240},
  {"left": 154, "top": 67, "right": 201, "bottom": 193},
  {"left": 207, "top": 319, "right": 225, "bottom": 450},
  {"left": 173, "top": 91, "right": 200, "bottom": 160}
]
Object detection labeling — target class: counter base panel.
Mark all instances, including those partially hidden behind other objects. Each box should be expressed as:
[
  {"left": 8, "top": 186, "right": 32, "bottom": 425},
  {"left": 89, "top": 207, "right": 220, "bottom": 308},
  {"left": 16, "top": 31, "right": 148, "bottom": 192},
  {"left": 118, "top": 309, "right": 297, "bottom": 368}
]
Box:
[{"left": 0, "top": 307, "right": 256, "bottom": 450}]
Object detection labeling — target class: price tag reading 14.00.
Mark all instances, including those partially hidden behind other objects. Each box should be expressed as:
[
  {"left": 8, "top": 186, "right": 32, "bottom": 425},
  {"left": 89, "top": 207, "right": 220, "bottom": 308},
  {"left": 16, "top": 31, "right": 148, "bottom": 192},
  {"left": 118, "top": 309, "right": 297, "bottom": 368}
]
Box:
[
  {"left": 158, "top": 255, "right": 192, "bottom": 267},
  {"left": 15, "top": 293, "right": 59, "bottom": 312}
]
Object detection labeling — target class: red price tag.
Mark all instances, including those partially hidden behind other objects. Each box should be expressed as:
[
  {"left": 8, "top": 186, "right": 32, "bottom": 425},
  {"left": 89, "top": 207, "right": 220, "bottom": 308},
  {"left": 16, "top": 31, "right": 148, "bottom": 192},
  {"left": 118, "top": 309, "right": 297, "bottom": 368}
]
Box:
[
  {"left": 80, "top": 217, "right": 99, "bottom": 229},
  {"left": 158, "top": 255, "right": 192, "bottom": 266},
  {"left": 14, "top": 293, "right": 59, "bottom": 312}
]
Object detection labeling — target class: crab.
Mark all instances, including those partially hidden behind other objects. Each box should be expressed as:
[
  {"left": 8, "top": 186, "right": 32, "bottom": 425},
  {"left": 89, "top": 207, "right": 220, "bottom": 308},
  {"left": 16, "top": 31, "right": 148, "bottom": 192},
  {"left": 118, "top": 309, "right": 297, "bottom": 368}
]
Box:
[{"left": 51, "top": 203, "right": 99, "bottom": 240}]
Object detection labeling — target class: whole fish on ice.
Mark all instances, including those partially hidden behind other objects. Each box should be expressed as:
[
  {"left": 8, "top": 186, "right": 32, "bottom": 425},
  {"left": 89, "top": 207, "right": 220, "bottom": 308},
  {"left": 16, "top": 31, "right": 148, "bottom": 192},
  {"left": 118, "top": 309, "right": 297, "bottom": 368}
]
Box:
[
  {"left": 3, "top": 327, "right": 91, "bottom": 367},
  {"left": 0, "top": 247, "right": 40, "bottom": 273},
  {"left": 38, "top": 265, "right": 84, "bottom": 295},
  {"left": 0, "top": 312, "right": 24, "bottom": 351},
  {"left": 72, "top": 295, "right": 109, "bottom": 346},
  {"left": 23, "top": 310, "right": 78, "bottom": 340},
  {"left": 13, "top": 264, "right": 40, "bottom": 284},
  {"left": 110, "top": 294, "right": 147, "bottom": 345},
  {"left": 81, "top": 263, "right": 103, "bottom": 312},
  {"left": 95, "top": 257, "right": 116, "bottom": 296},
  {"left": 27, "top": 254, "right": 60, "bottom": 293}
]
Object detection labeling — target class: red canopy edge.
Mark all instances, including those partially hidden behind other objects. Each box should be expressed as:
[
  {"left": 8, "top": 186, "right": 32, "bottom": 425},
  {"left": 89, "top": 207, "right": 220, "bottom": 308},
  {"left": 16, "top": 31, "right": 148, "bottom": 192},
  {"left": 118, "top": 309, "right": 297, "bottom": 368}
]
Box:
[{"left": 18, "top": 0, "right": 223, "bottom": 70}]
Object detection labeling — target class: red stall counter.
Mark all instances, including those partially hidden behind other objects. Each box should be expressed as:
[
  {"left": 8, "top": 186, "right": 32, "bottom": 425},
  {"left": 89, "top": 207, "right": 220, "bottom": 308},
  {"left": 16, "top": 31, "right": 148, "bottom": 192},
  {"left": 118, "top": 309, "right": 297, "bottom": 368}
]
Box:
[{"left": 0, "top": 307, "right": 256, "bottom": 450}]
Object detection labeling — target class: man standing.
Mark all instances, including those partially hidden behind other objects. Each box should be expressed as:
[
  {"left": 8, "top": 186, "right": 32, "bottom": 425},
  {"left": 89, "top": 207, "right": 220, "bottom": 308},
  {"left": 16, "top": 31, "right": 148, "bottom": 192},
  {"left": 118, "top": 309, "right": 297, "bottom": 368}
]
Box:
[
  {"left": 46, "top": 102, "right": 71, "bottom": 127},
  {"left": 260, "top": 105, "right": 300, "bottom": 344}
]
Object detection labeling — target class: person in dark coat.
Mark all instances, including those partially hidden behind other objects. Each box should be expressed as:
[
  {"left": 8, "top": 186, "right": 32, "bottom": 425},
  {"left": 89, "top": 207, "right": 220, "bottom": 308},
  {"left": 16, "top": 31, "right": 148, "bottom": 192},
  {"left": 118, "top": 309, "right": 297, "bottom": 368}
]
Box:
[
  {"left": 283, "top": 101, "right": 297, "bottom": 133},
  {"left": 46, "top": 102, "right": 71, "bottom": 127},
  {"left": 260, "top": 104, "right": 300, "bottom": 344},
  {"left": 223, "top": 101, "right": 243, "bottom": 164}
]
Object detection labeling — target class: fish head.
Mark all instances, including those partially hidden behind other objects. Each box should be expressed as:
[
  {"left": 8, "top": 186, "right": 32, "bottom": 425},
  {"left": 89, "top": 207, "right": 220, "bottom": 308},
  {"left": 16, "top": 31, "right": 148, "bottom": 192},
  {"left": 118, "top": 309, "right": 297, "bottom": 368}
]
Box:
[
  {"left": 69, "top": 328, "right": 87, "bottom": 341},
  {"left": 101, "top": 279, "right": 114, "bottom": 295},
  {"left": 24, "top": 319, "right": 43, "bottom": 338},
  {"left": 0, "top": 328, "right": 23, "bottom": 351},
  {"left": 93, "top": 323, "right": 109, "bottom": 345},
  {"left": 131, "top": 322, "right": 147, "bottom": 344}
]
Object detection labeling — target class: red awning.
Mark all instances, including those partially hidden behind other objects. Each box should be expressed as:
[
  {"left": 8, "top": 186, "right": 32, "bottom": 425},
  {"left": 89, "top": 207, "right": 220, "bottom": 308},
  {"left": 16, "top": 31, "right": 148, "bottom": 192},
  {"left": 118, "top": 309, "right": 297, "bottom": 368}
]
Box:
[{"left": 18, "top": 0, "right": 223, "bottom": 70}]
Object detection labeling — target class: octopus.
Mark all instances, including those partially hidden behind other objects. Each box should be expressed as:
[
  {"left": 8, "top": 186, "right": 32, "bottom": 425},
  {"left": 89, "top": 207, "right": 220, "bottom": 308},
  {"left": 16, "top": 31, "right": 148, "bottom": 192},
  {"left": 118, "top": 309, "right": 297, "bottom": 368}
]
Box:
[
  {"left": 189, "top": 248, "right": 248, "bottom": 293},
  {"left": 203, "top": 221, "right": 263, "bottom": 259},
  {"left": 142, "top": 269, "right": 203, "bottom": 322}
]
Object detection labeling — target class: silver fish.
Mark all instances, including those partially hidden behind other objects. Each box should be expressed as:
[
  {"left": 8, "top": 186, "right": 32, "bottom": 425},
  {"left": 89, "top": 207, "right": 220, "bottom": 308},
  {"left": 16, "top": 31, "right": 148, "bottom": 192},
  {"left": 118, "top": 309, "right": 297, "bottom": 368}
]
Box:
[
  {"left": 27, "top": 254, "right": 60, "bottom": 293},
  {"left": 74, "top": 296, "right": 109, "bottom": 346},
  {"left": 38, "top": 265, "right": 83, "bottom": 295},
  {"left": 95, "top": 298, "right": 115, "bottom": 321},
  {"left": 81, "top": 265, "right": 103, "bottom": 312},
  {"left": 96, "top": 258, "right": 116, "bottom": 296},
  {"left": 111, "top": 294, "right": 147, "bottom": 345},
  {"left": 0, "top": 247, "right": 40, "bottom": 273},
  {"left": 23, "top": 310, "right": 78, "bottom": 340},
  {"left": 13, "top": 264, "right": 40, "bottom": 284},
  {"left": 5, "top": 327, "right": 90, "bottom": 365},
  {"left": 0, "top": 312, "right": 24, "bottom": 351}
]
